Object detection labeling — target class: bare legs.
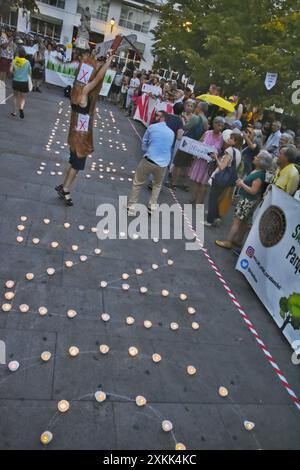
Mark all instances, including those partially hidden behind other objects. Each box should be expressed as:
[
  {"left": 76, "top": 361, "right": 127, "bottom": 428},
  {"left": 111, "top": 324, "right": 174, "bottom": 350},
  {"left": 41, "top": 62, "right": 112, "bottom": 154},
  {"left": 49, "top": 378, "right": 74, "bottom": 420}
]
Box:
[
  {"left": 190, "top": 182, "right": 209, "bottom": 204},
  {"left": 216, "top": 217, "right": 249, "bottom": 249},
  {"left": 63, "top": 165, "right": 78, "bottom": 192},
  {"left": 12, "top": 91, "right": 26, "bottom": 116}
]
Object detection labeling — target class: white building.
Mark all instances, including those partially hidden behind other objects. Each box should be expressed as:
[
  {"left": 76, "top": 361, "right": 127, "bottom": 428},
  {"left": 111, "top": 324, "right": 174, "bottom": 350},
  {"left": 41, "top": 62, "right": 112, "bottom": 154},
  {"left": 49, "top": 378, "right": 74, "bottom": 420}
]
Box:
[{"left": 0, "top": 0, "right": 163, "bottom": 70}]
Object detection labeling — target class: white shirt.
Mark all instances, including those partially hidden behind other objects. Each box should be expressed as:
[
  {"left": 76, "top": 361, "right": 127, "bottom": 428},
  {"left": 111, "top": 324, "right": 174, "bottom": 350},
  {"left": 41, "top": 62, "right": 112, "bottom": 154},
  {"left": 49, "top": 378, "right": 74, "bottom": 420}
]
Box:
[
  {"left": 294, "top": 189, "right": 300, "bottom": 202},
  {"left": 128, "top": 77, "right": 140, "bottom": 95}
]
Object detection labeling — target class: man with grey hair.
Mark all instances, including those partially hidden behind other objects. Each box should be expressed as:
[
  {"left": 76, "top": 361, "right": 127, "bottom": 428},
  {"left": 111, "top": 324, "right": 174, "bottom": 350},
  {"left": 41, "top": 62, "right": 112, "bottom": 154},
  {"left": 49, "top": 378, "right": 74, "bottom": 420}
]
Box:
[
  {"left": 273, "top": 145, "right": 299, "bottom": 195},
  {"left": 263, "top": 120, "right": 282, "bottom": 157},
  {"left": 279, "top": 132, "right": 294, "bottom": 148}
]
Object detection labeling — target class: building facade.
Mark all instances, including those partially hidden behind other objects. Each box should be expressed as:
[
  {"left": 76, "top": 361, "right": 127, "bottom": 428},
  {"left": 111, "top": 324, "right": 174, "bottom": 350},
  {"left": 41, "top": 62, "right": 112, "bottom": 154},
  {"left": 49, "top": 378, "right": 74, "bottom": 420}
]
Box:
[{"left": 0, "top": 0, "right": 161, "bottom": 70}]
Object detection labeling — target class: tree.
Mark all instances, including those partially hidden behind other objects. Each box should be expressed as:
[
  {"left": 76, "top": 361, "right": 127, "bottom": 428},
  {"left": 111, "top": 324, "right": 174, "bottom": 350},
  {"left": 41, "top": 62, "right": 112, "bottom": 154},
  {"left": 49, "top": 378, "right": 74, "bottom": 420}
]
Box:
[
  {"left": 280, "top": 293, "right": 300, "bottom": 332},
  {"left": 0, "top": 0, "right": 39, "bottom": 15},
  {"left": 152, "top": 0, "right": 300, "bottom": 117}
]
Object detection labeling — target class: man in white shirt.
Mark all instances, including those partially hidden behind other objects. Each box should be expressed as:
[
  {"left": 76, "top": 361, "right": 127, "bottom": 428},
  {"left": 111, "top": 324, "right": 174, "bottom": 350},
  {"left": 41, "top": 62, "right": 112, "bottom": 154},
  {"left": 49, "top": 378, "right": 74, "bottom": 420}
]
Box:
[{"left": 126, "top": 70, "right": 140, "bottom": 109}]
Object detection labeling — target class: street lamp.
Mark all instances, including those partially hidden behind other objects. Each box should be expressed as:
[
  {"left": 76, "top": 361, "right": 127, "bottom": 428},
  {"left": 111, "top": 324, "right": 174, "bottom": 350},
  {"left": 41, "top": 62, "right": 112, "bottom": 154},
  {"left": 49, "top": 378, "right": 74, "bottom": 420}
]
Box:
[
  {"left": 110, "top": 17, "right": 115, "bottom": 33},
  {"left": 183, "top": 21, "right": 192, "bottom": 32}
]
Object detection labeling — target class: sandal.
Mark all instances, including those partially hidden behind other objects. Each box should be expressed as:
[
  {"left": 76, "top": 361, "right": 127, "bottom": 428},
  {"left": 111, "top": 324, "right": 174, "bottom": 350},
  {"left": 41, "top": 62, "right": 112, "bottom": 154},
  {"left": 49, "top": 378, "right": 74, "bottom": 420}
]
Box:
[
  {"left": 11, "top": 112, "right": 16, "bottom": 117},
  {"left": 215, "top": 240, "right": 232, "bottom": 249},
  {"left": 55, "top": 185, "right": 73, "bottom": 206}
]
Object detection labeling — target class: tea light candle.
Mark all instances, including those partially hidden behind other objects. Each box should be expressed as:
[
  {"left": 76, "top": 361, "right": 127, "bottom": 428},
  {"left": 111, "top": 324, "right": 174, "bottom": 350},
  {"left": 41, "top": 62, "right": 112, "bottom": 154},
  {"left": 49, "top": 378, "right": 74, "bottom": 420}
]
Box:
[
  {"left": 4, "top": 292, "right": 14, "bottom": 301},
  {"left": 20, "top": 216, "right": 28, "bottom": 222},
  {"left": 2, "top": 303, "right": 12, "bottom": 312},
  {"left": 91, "top": 227, "right": 97, "bottom": 233},
  {"left": 32, "top": 238, "right": 40, "bottom": 245},
  {"left": 17, "top": 224, "right": 25, "bottom": 232},
  {"left": 40, "top": 431, "right": 53, "bottom": 445},
  {"left": 5, "top": 280, "right": 15, "bottom": 289},
  {"left": 8, "top": 361, "right": 19, "bottom": 372},
  {"left": 99, "top": 344, "right": 109, "bottom": 354},
  {"left": 94, "top": 248, "right": 101, "bottom": 255},
  {"left": 152, "top": 354, "right": 161, "bottom": 363},
  {"left": 175, "top": 443, "right": 186, "bottom": 450},
  {"left": 152, "top": 264, "right": 159, "bottom": 270},
  {"left": 167, "top": 259, "right": 174, "bottom": 266},
  {"left": 170, "top": 322, "right": 179, "bottom": 330},
  {"left": 43, "top": 219, "right": 50, "bottom": 224},
  {"left": 191, "top": 322, "right": 199, "bottom": 330},
  {"left": 135, "top": 395, "right": 146, "bottom": 406},
  {"left": 140, "top": 287, "right": 148, "bottom": 294},
  {"left": 80, "top": 255, "right": 87, "bottom": 262},
  {"left": 128, "top": 347, "right": 138, "bottom": 357},
  {"left": 95, "top": 391, "right": 106, "bottom": 402},
  {"left": 126, "top": 316, "right": 135, "bottom": 325},
  {"left": 72, "top": 245, "right": 79, "bottom": 252},
  {"left": 100, "top": 281, "right": 107, "bottom": 288},
  {"left": 41, "top": 351, "right": 51, "bottom": 362},
  {"left": 219, "top": 386, "right": 229, "bottom": 397},
  {"left": 162, "top": 248, "right": 168, "bottom": 254},
  {"left": 101, "top": 313, "right": 110, "bottom": 322},
  {"left": 135, "top": 268, "right": 143, "bottom": 275},
  {"left": 25, "top": 273, "right": 34, "bottom": 281},
  {"left": 65, "top": 260, "right": 73, "bottom": 268},
  {"left": 244, "top": 421, "right": 255, "bottom": 431},
  {"left": 69, "top": 346, "right": 79, "bottom": 357},
  {"left": 122, "top": 273, "right": 129, "bottom": 280},
  {"left": 47, "top": 268, "right": 55, "bottom": 276},
  {"left": 51, "top": 241, "right": 59, "bottom": 248},
  {"left": 57, "top": 400, "right": 70, "bottom": 412},
  {"left": 162, "top": 420, "right": 173, "bottom": 432},
  {"left": 152, "top": 238, "right": 159, "bottom": 243},
  {"left": 67, "top": 309, "right": 77, "bottom": 318},
  {"left": 187, "top": 307, "right": 196, "bottom": 315},
  {"left": 39, "top": 306, "right": 48, "bottom": 316},
  {"left": 187, "top": 365, "right": 197, "bottom": 375},
  {"left": 144, "top": 320, "right": 152, "bottom": 329},
  {"left": 16, "top": 236, "right": 24, "bottom": 243},
  {"left": 19, "top": 304, "right": 29, "bottom": 313},
  {"left": 179, "top": 293, "right": 188, "bottom": 301},
  {"left": 64, "top": 223, "right": 71, "bottom": 229},
  {"left": 78, "top": 225, "right": 85, "bottom": 231},
  {"left": 162, "top": 289, "right": 169, "bottom": 297},
  {"left": 122, "top": 283, "right": 130, "bottom": 291}
]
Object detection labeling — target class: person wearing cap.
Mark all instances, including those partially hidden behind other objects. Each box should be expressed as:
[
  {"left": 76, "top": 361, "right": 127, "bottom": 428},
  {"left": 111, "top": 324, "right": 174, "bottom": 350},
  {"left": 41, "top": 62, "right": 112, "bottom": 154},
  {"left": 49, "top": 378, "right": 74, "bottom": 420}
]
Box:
[
  {"left": 215, "top": 150, "right": 274, "bottom": 249},
  {"left": 55, "top": 42, "right": 115, "bottom": 206}
]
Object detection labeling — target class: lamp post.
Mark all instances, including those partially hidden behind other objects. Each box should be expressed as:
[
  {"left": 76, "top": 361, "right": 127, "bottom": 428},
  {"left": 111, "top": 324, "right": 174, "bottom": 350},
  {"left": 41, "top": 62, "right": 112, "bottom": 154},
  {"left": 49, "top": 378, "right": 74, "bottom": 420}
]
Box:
[
  {"left": 110, "top": 17, "right": 115, "bottom": 33},
  {"left": 183, "top": 21, "right": 192, "bottom": 32}
]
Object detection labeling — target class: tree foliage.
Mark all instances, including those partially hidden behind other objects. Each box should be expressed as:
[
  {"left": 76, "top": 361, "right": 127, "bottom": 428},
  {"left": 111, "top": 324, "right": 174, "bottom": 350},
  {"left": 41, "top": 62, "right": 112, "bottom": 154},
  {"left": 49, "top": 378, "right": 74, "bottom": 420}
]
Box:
[
  {"left": 152, "top": 0, "right": 300, "bottom": 116},
  {"left": 0, "top": 0, "right": 39, "bottom": 15}
]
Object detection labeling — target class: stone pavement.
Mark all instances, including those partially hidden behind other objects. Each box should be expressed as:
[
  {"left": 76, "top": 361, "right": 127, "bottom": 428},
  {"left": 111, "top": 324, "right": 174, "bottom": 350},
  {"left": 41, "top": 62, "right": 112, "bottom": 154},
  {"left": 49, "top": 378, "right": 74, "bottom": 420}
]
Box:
[{"left": 0, "top": 84, "right": 299, "bottom": 450}]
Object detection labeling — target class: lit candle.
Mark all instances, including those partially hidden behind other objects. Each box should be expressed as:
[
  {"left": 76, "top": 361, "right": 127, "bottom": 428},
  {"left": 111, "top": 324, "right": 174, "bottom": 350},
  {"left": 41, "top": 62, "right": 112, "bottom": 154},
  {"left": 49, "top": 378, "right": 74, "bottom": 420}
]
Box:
[
  {"left": 135, "top": 269, "right": 143, "bottom": 275},
  {"left": 47, "top": 268, "right": 55, "bottom": 276},
  {"left": 187, "top": 365, "right": 197, "bottom": 375},
  {"left": 69, "top": 346, "right": 79, "bottom": 357},
  {"left": 43, "top": 219, "right": 50, "bottom": 224},
  {"left": 122, "top": 283, "right": 130, "bottom": 291},
  {"left": 25, "top": 273, "right": 34, "bottom": 281},
  {"left": 128, "top": 347, "right": 138, "bottom": 357},
  {"left": 219, "top": 386, "right": 229, "bottom": 397},
  {"left": 162, "top": 420, "right": 173, "bottom": 432},
  {"left": 187, "top": 307, "right": 196, "bottom": 315},
  {"left": 5, "top": 292, "right": 14, "bottom": 301},
  {"left": 8, "top": 361, "right": 19, "bottom": 371},
  {"left": 2, "top": 303, "right": 12, "bottom": 312},
  {"left": 19, "top": 304, "right": 29, "bottom": 313},
  {"left": 39, "top": 306, "right": 48, "bottom": 316},
  {"left": 20, "top": 216, "right": 28, "bottom": 222},
  {"left": 51, "top": 241, "right": 59, "bottom": 248},
  {"left": 64, "top": 223, "right": 71, "bottom": 229},
  {"left": 67, "top": 309, "right": 77, "bottom": 318},
  {"left": 152, "top": 264, "right": 159, "bottom": 270},
  {"left": 135, "top": 395, "right": 146, "bottom": 406},
  {"left": 144, "top": 320, "right": 152, "bottom": 329},
  {"left": 40, "top": 431, "right": 53, "bottom": 445},
  {"left": 140, "top": 287, "right": 148, "bottom": 294},
  {"left": 162, "top": 248, "right": 168, "bottom": 254},
  {"left": 99, "top": 344, "right": 109, "bottom": 354},
  {"left": 80, "top": 255, "right": 87, "bottom": 262},
  {"left": 41, "top": 351, "right": 51, "bottom": 362},
  {"left": 94, "top": 249, "right": 101, "bottom": 255},
  {"left": 122, "top": 273, "right": 129, "bottom": 280},
  {"left": 95, "top": 391, "right": 106, "bottom": 402},
  {"left": 152, "top": 238, "right": 159, "bottom": 243},
  {"left": 101, "top": 313, "right": 110, "bottom": 322},
  {"left": 5, "top": 280, "right": 15, "bottom": 289},
  {"left": 17, "top": 224, "right": 25, "bottom": 232},
  {"left": 162, "top": 289, "right": 169, "bottom": 297},
  {"left": 170, "top": 322, "right": 179, "bottom": 331},
  {"left": 244, "top": 421, "right": 255, "bottom": 431},
  {"left": 78, "top": 225, "right": 85, "bottom": 231},
  {"left": 72, "top": 245, "right": 79, "bottom": 252},
  {"left": 126, "top": 316, "right": 135, "bottom": 325},
  {"left": 100, "top": 281, "right": 108, "bottom": 288},
  {"left": 152, "top": 354, "right": 161, "bottom": 363},
  {"left": 192, "top": 322, "right": 199, "bottom": 330},
  {"left": 91, "top": 227, "right": 97, "bottom": 233},
  {"left": 167, "top": 259, "right": 174, "bottom": 266},
  {"left": 175, "top": 443, "right": 186, "bottom": 450},
  {"left": 32, "top": 238, "right": 40, "bottom": 245},
  {"left": 179, "top": 293, "right": 188, "bottom": 301},
  {"left": 57, "top": 400, "right": 70, "bottom": 412},
  {"left": 16, "top": 236, "right": 24, "bottom": 243},
  {"left": 65, "top": 260, "right": 73, "bottom": 268}
]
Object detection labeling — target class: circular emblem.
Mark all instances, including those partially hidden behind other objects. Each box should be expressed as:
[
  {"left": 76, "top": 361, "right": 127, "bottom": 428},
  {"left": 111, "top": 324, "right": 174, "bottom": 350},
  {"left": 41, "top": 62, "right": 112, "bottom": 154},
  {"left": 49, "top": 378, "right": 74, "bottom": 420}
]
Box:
[{"left": 259, "top": 205, "right": 286, "bottom": 247}]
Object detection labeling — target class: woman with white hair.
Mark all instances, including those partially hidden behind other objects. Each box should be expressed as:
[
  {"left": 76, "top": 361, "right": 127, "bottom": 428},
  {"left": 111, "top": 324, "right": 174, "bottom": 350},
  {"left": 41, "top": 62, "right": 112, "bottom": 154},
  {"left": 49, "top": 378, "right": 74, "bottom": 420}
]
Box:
[{"left": 215, "top": 150, "right": 273, "bottom": 249}]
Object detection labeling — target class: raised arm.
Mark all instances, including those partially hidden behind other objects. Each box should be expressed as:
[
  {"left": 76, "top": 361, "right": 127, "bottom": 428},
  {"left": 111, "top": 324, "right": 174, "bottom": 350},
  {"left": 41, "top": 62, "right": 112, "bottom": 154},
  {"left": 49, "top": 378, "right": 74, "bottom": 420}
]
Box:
[{"left": 82, "top": 54, "right": 114, "bottom": 96}]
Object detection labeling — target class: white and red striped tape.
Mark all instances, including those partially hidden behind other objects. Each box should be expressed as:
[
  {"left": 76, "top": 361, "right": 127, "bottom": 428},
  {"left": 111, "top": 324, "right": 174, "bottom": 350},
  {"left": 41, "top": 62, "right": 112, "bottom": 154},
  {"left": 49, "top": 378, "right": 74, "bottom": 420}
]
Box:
[{"left": 128, "top": 118, "right": 300, "bottom": 411}]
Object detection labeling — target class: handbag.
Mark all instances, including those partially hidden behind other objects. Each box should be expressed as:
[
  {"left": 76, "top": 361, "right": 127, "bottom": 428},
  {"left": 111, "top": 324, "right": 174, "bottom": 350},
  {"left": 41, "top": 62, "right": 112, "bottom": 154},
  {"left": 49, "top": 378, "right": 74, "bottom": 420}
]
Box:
[
  {"left": 28, "top": 74, "right": 33, "bottom": 92},
  {"left": 214, "top": 148, "right": 237, "bottom": 187}
]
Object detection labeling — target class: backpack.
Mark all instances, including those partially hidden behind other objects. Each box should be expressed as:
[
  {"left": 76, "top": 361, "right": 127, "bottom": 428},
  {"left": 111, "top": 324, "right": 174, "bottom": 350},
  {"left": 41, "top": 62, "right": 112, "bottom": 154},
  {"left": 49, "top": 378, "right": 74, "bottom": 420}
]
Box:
[{"left": 214, "top": 148, "right": 237, "bottom": 187}]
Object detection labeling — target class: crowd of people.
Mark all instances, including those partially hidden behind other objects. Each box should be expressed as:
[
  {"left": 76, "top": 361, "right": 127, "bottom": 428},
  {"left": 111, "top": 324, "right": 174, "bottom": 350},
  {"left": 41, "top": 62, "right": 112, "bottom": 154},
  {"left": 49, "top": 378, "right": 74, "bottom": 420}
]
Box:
[{"left": 1, "top": 25, "right": 300, "bottom": 256}]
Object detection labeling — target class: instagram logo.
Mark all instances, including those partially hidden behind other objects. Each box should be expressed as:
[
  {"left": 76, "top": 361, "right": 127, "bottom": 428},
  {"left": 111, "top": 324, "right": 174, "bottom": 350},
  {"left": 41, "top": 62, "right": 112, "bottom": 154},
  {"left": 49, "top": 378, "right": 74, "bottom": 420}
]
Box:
[{"left": 246, "top": 246, "right": 255, "bottom": 258}]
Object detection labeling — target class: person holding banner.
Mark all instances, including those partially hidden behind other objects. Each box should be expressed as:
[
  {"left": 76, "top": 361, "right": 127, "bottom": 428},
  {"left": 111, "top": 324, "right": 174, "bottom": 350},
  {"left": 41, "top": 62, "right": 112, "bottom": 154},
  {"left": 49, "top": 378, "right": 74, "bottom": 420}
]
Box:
[
  {"left": 55, "top": 45, "right": 114, "bottom": 206},
  {"left": 215, "top": 150, "right": 273, "bottom": 249}
]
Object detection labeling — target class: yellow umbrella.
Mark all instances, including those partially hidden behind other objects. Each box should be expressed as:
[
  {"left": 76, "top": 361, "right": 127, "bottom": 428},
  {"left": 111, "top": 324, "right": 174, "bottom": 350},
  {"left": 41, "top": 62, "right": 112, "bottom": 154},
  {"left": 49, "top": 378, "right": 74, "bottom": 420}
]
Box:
[{"left": 197, "top": 94, "right": 236, "bottom": 113}]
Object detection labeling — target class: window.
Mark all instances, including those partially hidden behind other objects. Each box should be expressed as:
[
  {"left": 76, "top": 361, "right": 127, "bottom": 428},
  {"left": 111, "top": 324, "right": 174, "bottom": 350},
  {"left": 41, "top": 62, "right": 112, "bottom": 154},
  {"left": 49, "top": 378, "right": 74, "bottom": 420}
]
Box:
[
  {"left": 30, "top": 17, "right": 62, "bottom": 41},
  {"left": 39, "top": 0, "right": 65, "bottom": 8},
  {"left": 77, "top": 1, "right": 110, "bottom": 22},
  {"left": 119, "top": 5, "right": 151, "bottom": 34},
  {"left": 0, "top": 9, "right": 18, "bottom": 28}
]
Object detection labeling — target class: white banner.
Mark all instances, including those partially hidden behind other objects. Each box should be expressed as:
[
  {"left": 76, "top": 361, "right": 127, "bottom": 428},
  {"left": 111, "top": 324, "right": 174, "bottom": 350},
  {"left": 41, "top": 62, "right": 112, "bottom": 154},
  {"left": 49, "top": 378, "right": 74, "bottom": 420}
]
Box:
[
  {"left": 142, "top": 84, "right": 162, "bottom": 96},
  {"left": 99, "top": 69, "right": 117, "bottom": 97},
  {"left": 45, "top": 57, "right": 79, "bottom": 88},
  {"left": 265, "top": 72, "right": 278, "bottom": 90},
  {"left": 236, "top": 185, "right": 300, "bottom": 349},
  {"left": 179, "top": 137, "right": 215, "bottom": 161}
]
